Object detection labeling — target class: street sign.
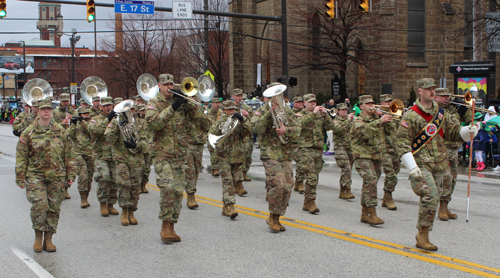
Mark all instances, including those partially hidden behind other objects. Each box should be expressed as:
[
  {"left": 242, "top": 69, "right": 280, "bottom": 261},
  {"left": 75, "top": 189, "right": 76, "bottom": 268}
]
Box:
[
  {"left": 115, "top": 0, "right": 154, "bottom": 15},
  {"left": 204, "top": 70, "right": 215, "bottom": 81},
  {"left": 172, "top": 2, "right": 192, "bottom": 19},
  {"left": 70, "top": 83, "right": 78, "bottom": 95}
]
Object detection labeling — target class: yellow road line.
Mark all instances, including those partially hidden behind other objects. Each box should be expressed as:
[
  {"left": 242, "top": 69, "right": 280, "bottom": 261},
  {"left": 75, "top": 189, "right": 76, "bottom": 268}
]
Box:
[{"left": 145, "top": 183, "right": 500, "bottom": 277}]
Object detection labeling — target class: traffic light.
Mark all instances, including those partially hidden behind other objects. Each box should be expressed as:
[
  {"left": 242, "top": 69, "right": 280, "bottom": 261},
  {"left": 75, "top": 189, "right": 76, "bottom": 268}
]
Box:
[
  {"left": 86, "top": 0, "right": 95, "bottom": 22},
  {"left": 325, "top": 0, "right": 335, "bottom": 19},
  {"left": 359, "top": 0, "right": 370, "bottom": 12},
  {"left": 0, "top": 0, "right": 7, "bottom": 18}
]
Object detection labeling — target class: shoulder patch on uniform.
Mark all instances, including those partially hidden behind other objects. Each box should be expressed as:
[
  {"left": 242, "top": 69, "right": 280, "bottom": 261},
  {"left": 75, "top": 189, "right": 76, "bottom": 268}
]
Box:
[
  {"left": 401, "top": 120, "right": 409, "bottom": 128},
  {"left": 333, "top": 120, "right": 338, "bottom": 124},
  {"left": 438, "top": 112, "right": 443, "bottom": 120},
  {"left": 255, "top": 111, "right": 261, "bottom": 116},
  {"left": 15, "top": 117, "right": 19, "bottom": 120},
  {"left": 148, "top": 105, "right": 155, "bottom": 109},
  {"left": 107, "top": 123, "right": 113, "bottom": 128},
  {"left": 91, "top": 119, "right": 97, "bottom": 123},
  {"left": 296, "top": 113, "right": 302, "bottom": 117},
  {"left": 19, "top": 137, "right": 26, "bottom": 143}
]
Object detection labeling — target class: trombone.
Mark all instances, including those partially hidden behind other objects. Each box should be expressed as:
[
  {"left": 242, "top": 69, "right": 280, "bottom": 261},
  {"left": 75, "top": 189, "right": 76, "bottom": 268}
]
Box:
[
  {"left": 449, "top": 92, "right": 497, "bottom": 115},
  {"left": 168, "top": 75, "right": 215, "bottom": 108},
  {"left": 372, "top": 99, "right": 405, "bottom": 119}
]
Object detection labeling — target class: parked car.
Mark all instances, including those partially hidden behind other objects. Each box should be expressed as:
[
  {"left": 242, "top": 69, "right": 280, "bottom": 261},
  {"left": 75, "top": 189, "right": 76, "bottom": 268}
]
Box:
[
  {"left": 244, "top": 99, "right": 264, "bottom": 111},
  {"left": 4, "top": 61, "right": 20, "bottom": 70}
]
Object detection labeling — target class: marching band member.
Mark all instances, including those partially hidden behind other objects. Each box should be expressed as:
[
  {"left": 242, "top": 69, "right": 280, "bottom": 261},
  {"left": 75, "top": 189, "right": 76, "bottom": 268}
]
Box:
[
  {"left": 251, "top": 96, "right": 272, "bottom": 200},
  {"left": 88, "top": 97, "right": 120, "bottom": 217},
  {"left": 12, "top": 101, "right": 31, "bottom": 136},
  {"left": 351, "top": 95, "right": 392, "bottom": 226},
  {"left": 135, "top": 95, "right": 145, "bottom": 105},
  {"left": 208, "top": 98, "right": 222, "bottom": 176},
  {"left": 397, "top": 78, "right": 477, "bottom": 251},
  {"left": 291, "top": 96, "right": 305, "bottom": 194},
  {"left": 232, "top": 89, "right": 254, "bottom": 188},
  {"left": 16, "top": 98, "right": 76, "bottom": 253},
  {"left": 210, "top": 100, "right": 251, "bottom": 218},
  {"left": 76, "top": 98, "right": 89, "bottom": 114},
  {"left": 13, "top": 100, "right": 38, "bottom": 137},
  {"left": 146, "top": 74, "right": 206, "bottom": 242},
  {"left": 89, "top": 96, "right": 101, "bottom": 118},
  {"left": 135, "top": 104, "right": 152, "bottom": 194}
]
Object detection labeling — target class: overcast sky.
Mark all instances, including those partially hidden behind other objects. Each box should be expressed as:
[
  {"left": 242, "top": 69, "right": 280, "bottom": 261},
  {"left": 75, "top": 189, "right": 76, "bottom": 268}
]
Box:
[{"left": 1, "top": 0, "right": 176, "bottom": 50}]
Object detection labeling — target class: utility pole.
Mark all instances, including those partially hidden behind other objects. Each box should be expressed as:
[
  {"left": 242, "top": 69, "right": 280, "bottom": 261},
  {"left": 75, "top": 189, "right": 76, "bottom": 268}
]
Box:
[
  {"left": 281, "top": 0, "right": 289, "bottom": 97},
  {"left": 473, "top": 0, "right": 482, "bottom": 61},
  {"left": 70, "top": 29, "right": 81, "bottom": 83},
  {"left": 204, "top": 0, "right": 209, "bottom": 72}
]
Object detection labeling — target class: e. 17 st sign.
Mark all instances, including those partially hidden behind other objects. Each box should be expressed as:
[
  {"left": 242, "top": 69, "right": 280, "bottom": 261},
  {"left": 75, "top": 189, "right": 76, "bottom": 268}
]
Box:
[{"left": 115, "top": 0, "right": 154, "bottom": 15}]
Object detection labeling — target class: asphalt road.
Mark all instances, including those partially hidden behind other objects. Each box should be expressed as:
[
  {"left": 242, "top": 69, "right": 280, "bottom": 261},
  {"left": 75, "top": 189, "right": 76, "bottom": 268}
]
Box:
[{"left": 0, "top": 123, "right": 499, "bottom": 277}]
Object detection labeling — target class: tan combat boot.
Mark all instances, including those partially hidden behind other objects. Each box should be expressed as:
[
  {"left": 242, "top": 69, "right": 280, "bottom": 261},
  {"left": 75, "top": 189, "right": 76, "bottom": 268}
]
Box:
[
  {"left": 265, "top": 191, "right": 269, "bottom": 201},
  {"left": 302, "top": 199, "right": 310, "bottom": 212},
  {"left": 228, "top": 204, "right": 238, "bottom": 219},
  {"left": 344, "top": 186, "right": 355, "bottom": 199},
  {"left": 366, "top": 207, "right": 384, "bottom": 225},
  {"left": 308, "top": 200, "right": 320, "bottom": 214},
  {"left": 438, "top": 200, "right": 449, "bottom": 221},
  {"left": 294, "top": 180, "right": 300, "bottom": 192},
  {"left": 80, "top": 191, "right": 89, "bottom": 208},
  {"left": 100, "top": 202, "right": 109, "bottom": 217},
  {"left": 187, "top": 193, "right": 199, "bottom": 209},
  {"left": 277, "top": 215, "right": 286, "bottom": 231},
  {"left": 43, "top": 232, "right": 56, "bottom": 252},
  {"left": 266, "top": 214, "right": 280, "bottom": 233},
  {"left": 339, "top": 186, "right": 346, "bottom": 199},
  {"left": 298, "top": 182, "right": 305, "bottom": 194},
  {"left": 236, "top": 181, "right": 247, "bottom": 196},
  {"left": 33, "top": 230, "right": 43, "bottom": 253},
  {"left": 161, "top": 221, "right": 173, "bottom": 242},
  {"left": 360, "top": 206, "right": 370, "bottom": 223},
  {"left": 64, "top": 187, "right": 71, "bottom": 199},
  {"left": 128, "top": 209, "right": 138, "bottom": 225},
  {"left": 222, "top": 204, "right": 230, "bottom": 217},
  {"left": 444, "top": 201, "right": 457, "bottom": 219},
  {"left": 141, "top": 183, "right": 149, "bottom": 194},
  {"left": 107, "top": 203, "right": 119, "bottom": 215},
  {"left": 121, "top": 207, "right": 130, "bottom": 226},
  {"left": 212, "top": 169, "right": 220, "bottom": 176},
  {"left": 415, "top": 226, "right": 438, "bottom": 251},
  {"left": 170, "top": 223, "right": 181, "bottom": 242},
  {"left": 244, "top": 174, "right": 251, "bottom": 181},
  {"left": 382, "top": 191, "right": 397, "bottom": 210}
]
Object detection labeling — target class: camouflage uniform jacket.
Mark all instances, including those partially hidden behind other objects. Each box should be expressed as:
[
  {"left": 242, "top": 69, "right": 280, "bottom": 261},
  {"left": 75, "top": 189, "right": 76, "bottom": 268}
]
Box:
[
  {"left": 292, "top": 107, "right": 302, "bottom": 114},
  {"left": 298, "top": 109, "right": 334, "bottom": 149},
  {"left": 397, "top": 99, "right": 464, "bottom": 172},
  {"left": 16, "top": 119, "right": 77, "bottom": 183},
  {"left": 136, "top": 115, "right": 153, "bottom": 145},
  {"left": 208, "top": 108, "right": 220, "bottom": 124},
  {"left": 145, "top": 93, "right": 205, "bottom": 160},
  {"left": 351, "top": 113, "right": 388, "bottom": 161},
  {"left": 438, "top": 102, "right": 472, "bottom": 149},
  {"left": 52, "top": 106, "right": 77, "bottom": 126},
  {"left": 187, "top": 105, "right": 211, "bottom": 145},
  {"left": 291, "top": 108, "right": 303, "bottom": 144},
  {"left": 89, "top": 106, "right": 100, "bottom": 119},
  {"left": 253, "top": 105, "right": 300, "bottom": 162},
  {"left": 16, "top": 112, "right": 38, "bottom": 133},
  {"left": 66, "top": 119, "right": 93, "bottom": 155},
  {"left": 88, "top": 111, "right": 113, "bottom": 161},
  {"left": 384, "top": 119, "right": 400, "bottom": 155},
  {"left": 12, "top": 110, "right": 29, "bottom": 131},
  {"left": 104, "top": 118, "right": 147, "bottom": 168},
  {"left": 236, "top": 102, "right": 254, "bottom": 144},
  {"left": 210, "top": 113, "right": 252, "bottom": 164},
  {"left": 331, "top": 115, "right": 352, "bottom": 153},
  {"left": 251, "top": 105, "right": 271, "bottom": 160}
]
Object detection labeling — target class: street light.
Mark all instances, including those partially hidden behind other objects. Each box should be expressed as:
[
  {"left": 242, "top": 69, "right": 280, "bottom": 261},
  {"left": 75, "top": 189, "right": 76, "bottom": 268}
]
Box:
[{"left": 69, "top": 29, "right": 81, "bottom": 84}]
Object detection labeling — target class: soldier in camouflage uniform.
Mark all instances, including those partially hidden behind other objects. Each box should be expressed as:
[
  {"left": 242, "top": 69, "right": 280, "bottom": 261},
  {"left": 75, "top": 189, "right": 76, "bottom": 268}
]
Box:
[
  {"left": 88, "top": 97, "right": 120, "bottom": 217},
  {"left": 378, "top": 94, "right": 401, "bottom": 210},
  {"left": 146, "top": 73, "right": 207, "bottom": 243},
  {"left": 185, "top": 96, "right": 211, "bottom": 209},
  {"left": 13, "top": 101, "right": 38, "bottom": 137},
  {"left": 210, "top": 100, "right": 251, "bottom": 218},
  {"left": 16, "top": 98, "right": 76, "bottom": 253},
  {"left": 136, "top": 104, "right": 152, "bottom": 194},
  {"left": 52, "top": 93, "right": 77, "bottom": 128},
  {"left": 114, "top": 97, "right": 124, "bottom": 105},
  {"left": 89, "top": 96, "right": 100, "bottom": 118},
  {"left": 397, "top": 78, "right": 477, "bottom": 251},
  {"left": 66, "top": 107, "right": 94, "bottom": 208},
  {"left": 434, "top": 87, "right": 472, "bottom": 221},
  {"left": 253, "top": 86, "right": 300, "bottom": 232},
  {"left": 232, "top": 89, "right": 254, "bottom": 193},
  {"left": 251, "top": 97, "right": 273, "bottom": 201},
  {"left": 296, "top": 94, "right": 334, "bottom": 214},
  {"left": 351, "top": 95, "right": 393, "bottom": 226},
  {"left": 291, "top": 96, "right": 305, "bottom": 193},
  {"left": 76, "top": 98, "right": 89, "bottom": 114},
  {"left": 135, "top": 95, "right": 145, "bottom": 105},
  {"left": 331, "top": 102, "right": 355, "bottom": 200},
  {"left": 208, "top": 98, "right": 222, "bottom": 176},
  {"left": 105, "top": 104, "right": 148, "bottom": 226},
  {"left": 12, "top": 101, "right": 31, "bottom": 135}
]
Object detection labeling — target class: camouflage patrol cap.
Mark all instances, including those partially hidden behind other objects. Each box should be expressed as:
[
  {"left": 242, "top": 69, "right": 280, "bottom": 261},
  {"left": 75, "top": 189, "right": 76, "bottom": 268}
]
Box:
[
  {"left": 231, "top": 89, "right": 244, "bottom": 96},
  {"left": 92, "top": 96, "right": 100, "bottom": 102},
  {"left": 60, "top": 93, "right": 70, "bottom": 101},
  {"left": 417, "top": 78, "right": 437, "bottom": 89},
  {"left": 380, "top": 94, "right": 393, "bottom": 102},
  {"left": 48, "top": 96, "right": 55, "bottom": 102},
  {"left": 78, "top": 107, "right": 90, "bottom": 114},
  {"left": 222, "top": 100, "right": 237, "bottom": 110},
  {"left": 435, "top": 88, "right": 451, "bottom": 96},
  {"left": 212, "top": 97, "right": 223, "bottom": 103},
  {"left": 134, "top": 95, "right": 144, "bottom": 101},
  {"left": 242, "top": 95, "right": 248, "bottom": 100},
  {"left": 303, "top": 94, "right": 317, "bottom": 103},
  {"left": 159, "top": 74, "right": 174, "bottom": 84},
  {"left": 31, "top": 100, "right": 38, "bottom": 107},
  {"left": 101, "top": 97, "right": 113, "bottom": 106},
  {"left": 337, "top": 103, "right": 348, "bottom": 110},
  {"left": 138, "top": 104, "right": 146, "bottom": 111},
  {"left": 359, "top": 95, "right": 375, "bottom": 104},
  {"left": 38, "top": 99, "right": 53, "bottom": 109},
  {"left": 114, "top": 97, "right": 123, "bottom": 104},
  {"left": 293, "top": 96, "right": 303, "bottom": 103}
]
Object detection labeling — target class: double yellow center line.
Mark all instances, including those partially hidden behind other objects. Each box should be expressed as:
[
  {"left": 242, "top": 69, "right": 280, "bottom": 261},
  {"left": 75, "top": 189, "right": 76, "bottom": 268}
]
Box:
[{"left": 145, "top": 184, "right": 500, "bottom": 277}]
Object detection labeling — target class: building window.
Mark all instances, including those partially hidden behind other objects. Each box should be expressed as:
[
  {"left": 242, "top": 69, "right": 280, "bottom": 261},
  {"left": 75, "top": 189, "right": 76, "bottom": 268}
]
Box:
[
  {"left": 43, "top": 60, "right": 47, "bottom": 68},
  {"left": 50, "top": 17, "right": 53, "bottom": 20},
  {"left": 311, "top": 12, "right": 321, "bottom": 65},
  {"left": 48, "top": 71, "right": 52, "bottom": 77},
  {"left": 42, "top": 7, "right": 45, "bottom": 11},
  {"left": 48, "top": 59, "right": 52, "bottom": 65},
  {"left": 407, "top": 0, "right": 425, "bottom": 62},
  {"left": 464, "top": 0, "right": 473, "bottom": 60},
  {"left": 50, "top": 7, "right": 53, "bottom": 11}
]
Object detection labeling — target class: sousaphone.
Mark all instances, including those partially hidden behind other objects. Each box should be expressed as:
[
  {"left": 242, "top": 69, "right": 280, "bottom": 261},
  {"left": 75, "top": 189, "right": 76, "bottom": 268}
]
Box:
[
  {"left": 22, "top": 78, "right": 53, "bottom": 106},
  {"left": 81, "top": 76, "right": 108, "bottom": 105},
  {"left": 137, "top": 73, "right": 159, "bottom": 101}
]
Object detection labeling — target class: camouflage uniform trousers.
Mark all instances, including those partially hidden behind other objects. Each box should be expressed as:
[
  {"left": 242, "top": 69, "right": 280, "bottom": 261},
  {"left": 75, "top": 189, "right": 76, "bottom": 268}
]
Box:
[
  {"left": 219, "top": 161, "right": 240, "bottom": 204},
  {"left": 25, "top": 175, "right": 65, "bottom": 233},
  {"left": 208, "top": 144, "right": 218, "bottom": 170},
  {"left": 154, "top": 157, "right": 186, "bottom": 223},
  {"left": 76, "top": 154, "right": 94, "bottom": 192},
  {"left": 263, "top": 159, "right": 294, "bottom": 216},
  {"left": 409, "top": 165, "right": 444, "bottom": 231},
  {"left": 292, "top": 143, "right": 305, "bottom": 182},
  {"left": 185, "top": 144, "right": 204, "bottom": 194},
  {"left": 441, "top": 148, "right": 459, "bottom": 202},
  {"left": 382, "top": 152, "right": 401, "bottom": 193},
  {"left": 335, "top": 149, "right": 354, "bottom": 188},
  {"left": 241, "top": 141, "right": 253, "bottom": 178},
  {"left": 116, "top": 163, "right": 141, "bottom": 210},
  {"left": 354, "top": 158, "right": 382, "bottom": 208},
  {"left": 297, "top": 148, "right": 324, "bottom": 200},
  {"left": 93, "top": 159, "right": 118, "bottom": 204},
  {"left": 141, "top": 152, "right": 152, "bottom": 188}
]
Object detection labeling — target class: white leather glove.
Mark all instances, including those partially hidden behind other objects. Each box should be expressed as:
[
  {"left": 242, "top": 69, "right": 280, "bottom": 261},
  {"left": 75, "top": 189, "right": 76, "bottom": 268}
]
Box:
[
  {"left": 401, "top": 152, "right": 422, "bottom": 178},
  {"left": 460, "top": 125, "right": 479, "bottom": 142}
]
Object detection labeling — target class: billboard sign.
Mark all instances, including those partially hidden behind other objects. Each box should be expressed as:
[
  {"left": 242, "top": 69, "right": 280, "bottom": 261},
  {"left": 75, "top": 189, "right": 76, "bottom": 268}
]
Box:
[{"left": 0, "top": 56, "right": 35, "bottom": 74}]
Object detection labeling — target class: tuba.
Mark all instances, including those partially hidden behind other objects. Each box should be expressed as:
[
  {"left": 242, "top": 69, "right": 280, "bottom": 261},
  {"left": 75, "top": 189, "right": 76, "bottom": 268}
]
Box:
[
  {"left": 22, "top": 78, "right": 53, "bottom": 106},
  {"left": 113, "top": 100, "right": 140, "bottom": 154},
  {"left": 137, "top": 74, "right": 158, "bottom": 101},
  {"left": 81, "top": 76, "right": 108, "bottom": 105},
  {"left": 263, "top": 83, "right": 289, "bottom": 144},
  {"left": 208, "top": 116, "right": 239, "bottom": 149}
]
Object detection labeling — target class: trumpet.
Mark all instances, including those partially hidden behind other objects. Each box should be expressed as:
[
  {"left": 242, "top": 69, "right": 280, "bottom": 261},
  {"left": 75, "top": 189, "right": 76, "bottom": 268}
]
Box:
[{"left": 372, "top": 99, "right": 405, "bottom": 119}]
